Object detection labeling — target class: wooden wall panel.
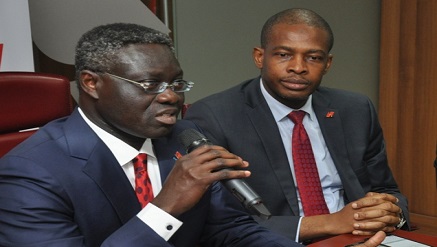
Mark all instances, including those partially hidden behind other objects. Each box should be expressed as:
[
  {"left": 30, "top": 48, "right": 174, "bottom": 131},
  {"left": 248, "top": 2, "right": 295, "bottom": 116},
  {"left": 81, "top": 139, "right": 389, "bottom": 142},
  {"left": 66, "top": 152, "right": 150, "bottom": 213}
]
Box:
[{"left": 379, "top": 0, "right": 437, "bottom": 236}]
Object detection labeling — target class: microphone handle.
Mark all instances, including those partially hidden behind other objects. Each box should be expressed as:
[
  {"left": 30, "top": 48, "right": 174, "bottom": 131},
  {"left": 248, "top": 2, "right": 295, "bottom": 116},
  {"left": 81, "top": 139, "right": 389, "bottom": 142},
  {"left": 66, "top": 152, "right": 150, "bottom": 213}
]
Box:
[
  {"left": 221, "top": 169, "right": 262, "bottom": 206},
  {"left": 178, "top": 129, "right": 271, "bottom": 219},
  {"left": 221, "top": 168, "right": 271, "bottom": 220}
]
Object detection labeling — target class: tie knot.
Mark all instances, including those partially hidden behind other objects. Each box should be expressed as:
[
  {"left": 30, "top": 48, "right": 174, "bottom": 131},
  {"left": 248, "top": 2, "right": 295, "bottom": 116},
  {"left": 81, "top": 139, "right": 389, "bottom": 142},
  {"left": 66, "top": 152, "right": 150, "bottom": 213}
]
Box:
[
  {"left": 288, "top": 110, "right": 306, "bottom": 124},
  {"left": 133, "top": 153, "right": 147, "bottom": 170}
]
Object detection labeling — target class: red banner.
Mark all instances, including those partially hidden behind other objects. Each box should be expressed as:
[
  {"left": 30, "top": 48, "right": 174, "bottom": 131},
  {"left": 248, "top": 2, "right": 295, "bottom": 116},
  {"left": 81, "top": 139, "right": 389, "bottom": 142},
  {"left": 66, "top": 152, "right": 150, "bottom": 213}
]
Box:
[{"left": 0, "top": 43, "right": 3, "bottom": 69}]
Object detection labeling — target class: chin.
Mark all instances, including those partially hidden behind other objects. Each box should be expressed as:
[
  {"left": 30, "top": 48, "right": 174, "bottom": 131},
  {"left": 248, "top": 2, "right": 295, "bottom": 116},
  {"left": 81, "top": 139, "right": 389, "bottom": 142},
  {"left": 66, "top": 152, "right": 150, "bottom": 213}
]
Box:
[
  {"left": 279, "top": 91, "right": 308, "bottom": 100},
  {"left": 146, "top": 125, "right": 174, "bottom": 139},
  {"left": 276, "top": 94, "right": 309, "bottom": 108}
]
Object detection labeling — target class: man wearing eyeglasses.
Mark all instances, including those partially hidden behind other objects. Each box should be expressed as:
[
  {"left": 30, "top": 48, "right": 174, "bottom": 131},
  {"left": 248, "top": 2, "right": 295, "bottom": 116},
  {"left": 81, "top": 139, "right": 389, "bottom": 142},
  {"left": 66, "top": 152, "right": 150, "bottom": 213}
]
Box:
[{"left": 0, "top": 23, "right": 303, "bottom": 247}]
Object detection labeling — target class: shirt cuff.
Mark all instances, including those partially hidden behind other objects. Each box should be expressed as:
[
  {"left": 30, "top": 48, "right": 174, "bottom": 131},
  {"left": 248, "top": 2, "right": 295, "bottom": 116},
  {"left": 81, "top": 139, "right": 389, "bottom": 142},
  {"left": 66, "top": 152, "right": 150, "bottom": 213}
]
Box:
[
  {"left": 296, "top": 216, "right": 303, "bottom": 243},
  {"left": 137, "top": 203, "right": 183, "bottom": 241}
]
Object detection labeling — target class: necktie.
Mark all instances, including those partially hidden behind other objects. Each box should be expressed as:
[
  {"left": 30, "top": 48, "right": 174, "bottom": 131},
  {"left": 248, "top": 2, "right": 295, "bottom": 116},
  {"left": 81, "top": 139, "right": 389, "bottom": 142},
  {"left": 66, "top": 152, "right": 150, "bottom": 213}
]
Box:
[
  {"left": 288, "top": 111, "right": 329, "bottom": 216},
  {"left": 132, "top": 153, "right": 154, "bottom": 208}
]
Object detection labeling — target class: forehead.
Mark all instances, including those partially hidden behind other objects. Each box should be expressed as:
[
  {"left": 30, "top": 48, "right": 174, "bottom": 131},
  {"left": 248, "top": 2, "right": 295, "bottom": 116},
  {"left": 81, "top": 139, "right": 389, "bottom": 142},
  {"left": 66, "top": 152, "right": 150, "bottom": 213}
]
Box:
[
  {"left": 267, "top": 23, "right": 330, "bottom": 52},
  {"left": 112, "top": 43, "right": 181, "bottom": 75}
]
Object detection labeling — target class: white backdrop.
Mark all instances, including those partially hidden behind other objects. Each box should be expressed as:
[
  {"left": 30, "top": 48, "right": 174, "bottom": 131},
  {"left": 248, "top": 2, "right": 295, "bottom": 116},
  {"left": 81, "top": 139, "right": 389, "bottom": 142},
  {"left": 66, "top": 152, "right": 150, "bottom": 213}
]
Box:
[
  {"left": 29, "top": 0, "right": 169, "bottom": 65},
  {"left": 0, "top": 0, "right": 34, "bottom": 71}
]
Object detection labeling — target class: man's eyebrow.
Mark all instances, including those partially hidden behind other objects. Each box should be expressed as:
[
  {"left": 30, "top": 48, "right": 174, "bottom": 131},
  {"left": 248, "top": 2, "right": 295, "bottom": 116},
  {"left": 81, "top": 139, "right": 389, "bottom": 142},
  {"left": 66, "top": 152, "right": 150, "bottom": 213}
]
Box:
[
  {"left": 306, "top": 49, "right": 327, "bottom": 54},
  {"left": 271, "top": 46, "right": 294, "bottom": 52},
  {"left": 271, "top": 46, "right": 327, "bottom": 55}
]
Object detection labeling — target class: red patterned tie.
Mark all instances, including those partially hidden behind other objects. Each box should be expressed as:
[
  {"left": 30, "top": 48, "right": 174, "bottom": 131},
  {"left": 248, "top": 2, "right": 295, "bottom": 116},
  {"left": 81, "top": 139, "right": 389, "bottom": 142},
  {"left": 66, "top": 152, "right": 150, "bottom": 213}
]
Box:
[
  {"left": 132, "top": 153, "right": 154, "bottom": 208},
  {"left": 288, "top": 111, "right": 329, "bottom": 216}
]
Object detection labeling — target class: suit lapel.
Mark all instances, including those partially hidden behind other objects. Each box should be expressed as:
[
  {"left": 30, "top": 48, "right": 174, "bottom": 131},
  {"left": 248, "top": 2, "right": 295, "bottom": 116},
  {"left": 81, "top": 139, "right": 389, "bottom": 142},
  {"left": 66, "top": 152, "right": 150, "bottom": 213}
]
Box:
[
  {"left": 312, "top": 90, "right": 365, "bottom": 201},
  {"left": 153, "top": 121, "right": 192, "bottom": 181},
  {"left": 245, "top": 79, "right": 300, "bottom": 215},
  {"left": 64, "top": 110, "right": 141, "bottom": 224},
  {"left": 153, "top": 137, "right": 183, "bottom": 181},
  {"left": 82, "top": 145, "right": 140, "bottom": 223}
]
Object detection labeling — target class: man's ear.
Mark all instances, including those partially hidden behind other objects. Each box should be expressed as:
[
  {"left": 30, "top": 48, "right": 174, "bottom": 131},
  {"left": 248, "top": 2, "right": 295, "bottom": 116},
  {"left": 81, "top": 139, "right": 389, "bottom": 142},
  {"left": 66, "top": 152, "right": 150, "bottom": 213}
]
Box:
[
  {"left": 253, "top": 47, "right": 264, "bottom": 69},
  {"left": 323, "top": 54, "right": 334, "bottom": 74},
  {"left": 80, "top": 70, "right": 100, "bottom": 99}
]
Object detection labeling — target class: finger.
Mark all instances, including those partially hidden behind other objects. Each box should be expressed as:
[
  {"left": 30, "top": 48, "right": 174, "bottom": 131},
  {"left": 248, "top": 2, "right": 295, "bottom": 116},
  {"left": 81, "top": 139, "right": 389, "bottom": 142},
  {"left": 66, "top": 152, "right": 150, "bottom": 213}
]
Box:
[
  {"left": 209, "top": 167, "right": 251, "bottom": 182},
  {"left": 351, "top": 229, "right": 376, "bottom": 236},
  {"left": 187, "top": 144, "right": 228, "bottom": 157},
  {"left": 352, "top": 195, "right": 399, "bottom": 210},
  {"left": 361, "top": 231, "right": 386, "bottom": 247},
  {"left": 203, "top": 146, "right": 247, "bottom": 163},
  {"left": 353, "top": 220, "right": 397, "bottom": 232},
  {"left": 353, "top": 221, "right": 386, "bottom": 232},
  {"left": 186, "top": 146, "right": 245, "bottom": 167},
  {"left": 353, "top": 225, "right": 396, "bottom": 236},
  {"left": 365, "top": 192, "right": 377, "bottom": 197},
  {"left": 354, "top": 205, "right": 400, "bottom": 221},
  {"left": 366, "top": 192, "right": 399, "bottom": 203},
  {"left": 200, "top": 154, "right": 249, "bottom": 172}
]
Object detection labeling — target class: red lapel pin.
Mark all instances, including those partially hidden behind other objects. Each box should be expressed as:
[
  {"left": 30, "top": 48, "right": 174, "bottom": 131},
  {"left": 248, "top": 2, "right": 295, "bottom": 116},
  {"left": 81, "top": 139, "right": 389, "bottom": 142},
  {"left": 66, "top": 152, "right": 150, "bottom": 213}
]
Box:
[
  {"left": 326, "top": 111, "right": 335, "bottom": 118},
  {"left": 173, "top": 151, "right": 183, "bottom": 160}
]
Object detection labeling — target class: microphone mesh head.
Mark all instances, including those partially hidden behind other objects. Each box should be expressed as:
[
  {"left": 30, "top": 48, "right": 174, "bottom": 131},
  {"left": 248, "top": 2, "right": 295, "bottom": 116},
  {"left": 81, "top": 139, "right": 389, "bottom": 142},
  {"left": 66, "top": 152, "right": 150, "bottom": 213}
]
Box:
[{"left": 178, "top": 129, "right": 207, "bottom": 150}]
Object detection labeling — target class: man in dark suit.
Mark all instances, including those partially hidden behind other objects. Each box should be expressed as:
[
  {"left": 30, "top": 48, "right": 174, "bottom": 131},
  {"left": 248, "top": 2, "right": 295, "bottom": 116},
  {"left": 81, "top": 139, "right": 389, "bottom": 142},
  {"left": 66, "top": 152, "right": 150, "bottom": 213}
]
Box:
[
  {"left": 0, "top": 23, "right": 304, "bottom": 247},
  {"left": 184, "top": 8, "right": 409, "bottom": 243}
]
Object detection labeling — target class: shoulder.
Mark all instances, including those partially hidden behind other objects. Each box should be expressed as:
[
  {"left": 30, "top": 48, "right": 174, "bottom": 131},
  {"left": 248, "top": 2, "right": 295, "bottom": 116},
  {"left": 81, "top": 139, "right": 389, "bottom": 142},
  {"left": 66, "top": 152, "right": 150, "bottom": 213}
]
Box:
[
  {"left": 186, "top": 78, "right": 259, "bottom": 116},
  {"left": 314, "top": 87, "right": 380, "bottom": 124},
  {"left": 192, "top": 78, "right": 258, "bottom": 105},
  {"left": 172, "top": 119, "right": 198, "bottom": 132},
  {"left": 3, "top": 117, "right": 69, "bottom": 159},
  {"left": 159, "top": 120, "right": 201, "bottom": 143},
  {"left": 315, "top": 86, "right": 374, "bottom": 107},
  {"left": 316, "top": 86, "right": 369, "bottom": 99}
]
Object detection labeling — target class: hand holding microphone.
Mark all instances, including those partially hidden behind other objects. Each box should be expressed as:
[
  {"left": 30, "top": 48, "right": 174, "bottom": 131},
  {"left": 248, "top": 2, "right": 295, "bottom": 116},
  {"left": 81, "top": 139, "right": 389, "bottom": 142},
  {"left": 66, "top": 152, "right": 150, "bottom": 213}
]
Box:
[
  {"left": 178, "top": 129, "right": 271, "bottom": 219},
  {"left": 151, "top": 129, "right": 259, "bottom": 217}
]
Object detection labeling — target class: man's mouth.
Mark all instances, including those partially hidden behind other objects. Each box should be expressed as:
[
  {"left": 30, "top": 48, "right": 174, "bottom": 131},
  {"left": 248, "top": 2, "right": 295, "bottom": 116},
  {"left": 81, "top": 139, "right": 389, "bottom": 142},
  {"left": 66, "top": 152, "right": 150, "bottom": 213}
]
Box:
[
  {"left": 281, "top": 79, "right": 309, "bottom": 90},
  {"left": 155, "top": 109, "right": 178, "bottom": 125}
]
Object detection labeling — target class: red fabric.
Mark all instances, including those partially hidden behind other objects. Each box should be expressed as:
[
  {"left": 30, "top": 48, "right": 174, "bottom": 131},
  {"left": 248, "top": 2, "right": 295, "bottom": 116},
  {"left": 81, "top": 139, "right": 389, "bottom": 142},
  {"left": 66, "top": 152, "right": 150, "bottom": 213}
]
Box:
[
  {"left": 289, "top": 111, "right": 329, "bottom": 216},
  {"left": 181, "top": 103, "right": 191, "bottom": 118},
  {"left": 145, "top": 0, "right": 157, "bottom": 14},
  {"left": 132, "top": 153, "right": 154, "bottom": 208},
  {"left": 0, "top": 43, "right": 3, "bottom": 69}
]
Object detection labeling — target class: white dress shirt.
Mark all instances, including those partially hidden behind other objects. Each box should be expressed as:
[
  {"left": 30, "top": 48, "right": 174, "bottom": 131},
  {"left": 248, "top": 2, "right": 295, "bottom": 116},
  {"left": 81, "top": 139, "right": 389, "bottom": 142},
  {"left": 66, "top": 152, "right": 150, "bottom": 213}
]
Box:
[{"left": 78, "top": 108, "right": 182, "bottom": 241}]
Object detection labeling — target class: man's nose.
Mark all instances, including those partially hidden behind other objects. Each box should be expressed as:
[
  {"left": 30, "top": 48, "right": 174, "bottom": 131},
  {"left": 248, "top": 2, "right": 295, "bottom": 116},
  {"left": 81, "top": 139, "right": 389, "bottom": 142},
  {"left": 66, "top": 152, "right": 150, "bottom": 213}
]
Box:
[
  {"left": 286, "top": 56, "right": 308, "bottom": 74},
  {"left": 155, "top": 88, "right": 183, "bottom": 104}
]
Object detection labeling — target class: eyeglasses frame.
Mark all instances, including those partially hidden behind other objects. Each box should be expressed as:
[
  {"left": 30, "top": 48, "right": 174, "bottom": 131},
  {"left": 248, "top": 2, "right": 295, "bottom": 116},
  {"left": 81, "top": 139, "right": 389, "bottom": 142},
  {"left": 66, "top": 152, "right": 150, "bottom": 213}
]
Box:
[{"left": 105, "top": 72, "right": 194, "bottom": 94}]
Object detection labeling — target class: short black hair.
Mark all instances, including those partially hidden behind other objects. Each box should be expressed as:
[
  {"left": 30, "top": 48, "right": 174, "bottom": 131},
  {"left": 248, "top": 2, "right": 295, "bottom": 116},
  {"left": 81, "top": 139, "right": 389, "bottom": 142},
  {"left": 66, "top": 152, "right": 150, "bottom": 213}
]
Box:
[
  {"left": 75, "top": 23, "right": 174, "bottom": 80},
  {"left": 261, "top": 8, "right": 334, "bottom": 51}
]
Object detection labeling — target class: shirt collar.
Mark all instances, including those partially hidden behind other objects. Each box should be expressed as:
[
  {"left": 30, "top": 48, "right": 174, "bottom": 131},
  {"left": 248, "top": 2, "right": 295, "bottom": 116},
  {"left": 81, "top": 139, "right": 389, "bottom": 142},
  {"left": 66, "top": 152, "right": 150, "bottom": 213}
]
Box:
[
  {"left": 78, "top": 108, "right": 155, "bottom": 166},
  {"left": 259, "top": 79, "right": 316, "bottom": 122}
]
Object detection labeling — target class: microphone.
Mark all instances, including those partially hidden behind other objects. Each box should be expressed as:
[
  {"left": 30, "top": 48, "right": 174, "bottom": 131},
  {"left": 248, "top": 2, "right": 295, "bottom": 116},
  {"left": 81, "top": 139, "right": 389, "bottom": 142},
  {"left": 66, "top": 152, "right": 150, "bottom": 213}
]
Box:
[{"left": 178, "top": 129, "right": 271, "bottom": 220}]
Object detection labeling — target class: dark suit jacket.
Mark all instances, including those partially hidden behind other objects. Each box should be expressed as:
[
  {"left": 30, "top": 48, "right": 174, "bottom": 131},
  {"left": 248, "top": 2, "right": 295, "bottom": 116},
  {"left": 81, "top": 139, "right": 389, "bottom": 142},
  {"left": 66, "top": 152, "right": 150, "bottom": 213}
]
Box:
[
  {"left": 184, "top": 77, "right": 410, "bottom": 239},
  {"left": 0, "top": 109, "right": 300, "bottom": 247}
]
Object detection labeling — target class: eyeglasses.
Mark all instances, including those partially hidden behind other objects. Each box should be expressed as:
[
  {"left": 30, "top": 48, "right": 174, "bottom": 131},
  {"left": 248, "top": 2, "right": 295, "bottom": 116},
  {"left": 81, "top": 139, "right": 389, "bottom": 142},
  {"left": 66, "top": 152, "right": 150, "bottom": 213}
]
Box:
[{"left": 106, "top": 73, "right": 194, "bottom": 94}]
